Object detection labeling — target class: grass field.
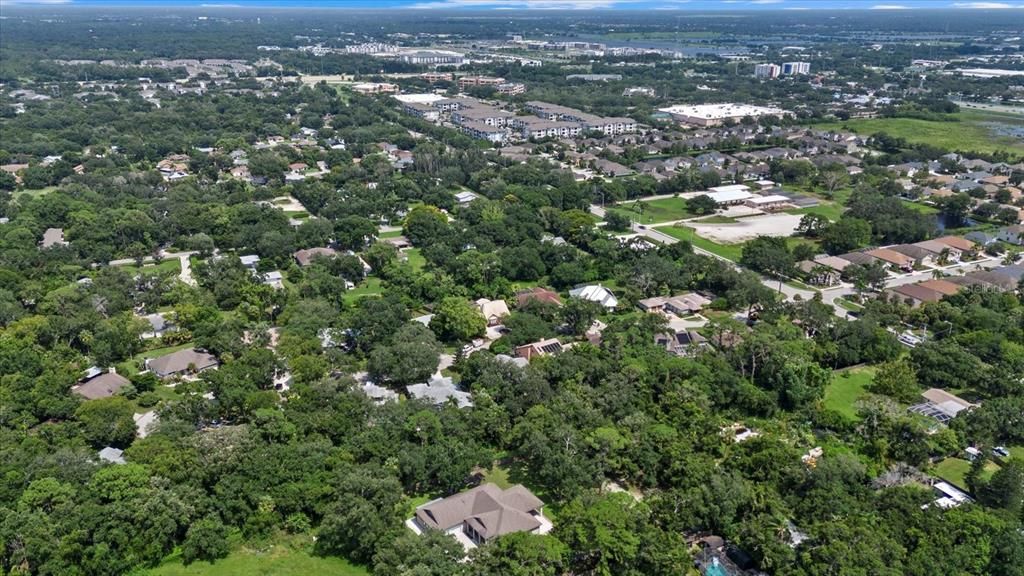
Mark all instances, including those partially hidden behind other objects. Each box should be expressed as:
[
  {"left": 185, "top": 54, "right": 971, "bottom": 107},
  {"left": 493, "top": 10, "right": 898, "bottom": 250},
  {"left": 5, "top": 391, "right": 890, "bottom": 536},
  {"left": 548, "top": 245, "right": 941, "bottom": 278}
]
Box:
[
  {"left": 824, "top": 366, "right": 876, "bottom": 421},
  {"left": 404, "top": 248, "right": 426, "bottom": 273},
  {"left": 933, "top": 457, "right": 1000, "bottom": 491},
  {"left": 814, "top": 111, "right": 1024, "bottom": 156},
  {"left": 787, "top": 202, "right": 846, "bottom": 222},
  {"left": 607, "top": 197, "right": 695, "bottom": 224},
  {"left": 117, "top": 259, "right": 182, "bottom": 276},
  {"left": 655, "top": 225, "right": 743, "bottom": 261},
  {"left": 343, "top": 277, "right": 382, "bottom": 303},
  {"left": 378, "top": 229, "right": 403, "bottom": 239},
  {"left": 139, "top": 540, "right": 368, "bottom": 576},
  {"left": 901, "top": 200, "right": 940, "bottom": 215},
  {"left": 15, "top": 185, "right": 59, "bottom": 199}
]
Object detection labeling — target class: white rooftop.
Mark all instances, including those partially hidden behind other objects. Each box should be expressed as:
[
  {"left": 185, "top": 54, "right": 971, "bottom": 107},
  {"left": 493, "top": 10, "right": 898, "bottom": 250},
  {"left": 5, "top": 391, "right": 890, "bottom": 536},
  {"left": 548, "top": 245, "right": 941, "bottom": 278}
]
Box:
[
  {"left": 394, "top": 93, "right": 447, "bottom": 104},
  {"left": 747, "top": 194, "right": 791, "bottom": 204},
  {"left": 658, "top": 103, "right": 787, "bottom": 120}
]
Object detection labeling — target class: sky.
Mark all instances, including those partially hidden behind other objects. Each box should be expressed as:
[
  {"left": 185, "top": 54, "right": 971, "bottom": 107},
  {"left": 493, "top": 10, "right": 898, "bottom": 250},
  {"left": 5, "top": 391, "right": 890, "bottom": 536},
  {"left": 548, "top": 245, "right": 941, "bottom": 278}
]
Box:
[{"left": 3, "top": 0, "right": 1024, "bottom": 10}]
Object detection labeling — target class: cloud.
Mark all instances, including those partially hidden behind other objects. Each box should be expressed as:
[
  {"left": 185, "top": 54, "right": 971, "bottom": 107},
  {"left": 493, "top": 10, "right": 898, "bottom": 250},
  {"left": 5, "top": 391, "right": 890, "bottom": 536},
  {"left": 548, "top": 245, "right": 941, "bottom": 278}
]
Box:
[
  {"left": 871, "top": 4, "right": 912, "bottom": 8},
  {"left": 951, "top": 2, "right": 1018, "bottom": 7}
]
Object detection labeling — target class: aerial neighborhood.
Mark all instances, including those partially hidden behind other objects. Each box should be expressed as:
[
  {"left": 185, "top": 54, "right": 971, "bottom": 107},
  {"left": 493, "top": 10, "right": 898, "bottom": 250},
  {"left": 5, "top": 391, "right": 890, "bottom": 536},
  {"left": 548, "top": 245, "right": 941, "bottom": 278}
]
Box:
[{"left": 1, "top": 4, "right": 1023, "bottom": 576}]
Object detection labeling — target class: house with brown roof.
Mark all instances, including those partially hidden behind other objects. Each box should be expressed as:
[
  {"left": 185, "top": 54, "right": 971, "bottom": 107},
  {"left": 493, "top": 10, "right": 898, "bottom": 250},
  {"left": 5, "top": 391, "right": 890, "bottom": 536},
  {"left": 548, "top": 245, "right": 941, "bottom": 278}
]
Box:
[
  {"left": 916, "top": 279, "right": 962, "bottom": 297},
  {"left": 409, "top": 483, "right": 550, "bottom": 551},
  {"left": 887, "top": 283, "right": 945, "bottom": 307},
  {"left": 515, "top": 287, "right": 562, "bottom": 308},
  {"left": 797, "top": 260, "right": 840, "bottom": 286},
  {"left": 636, "top": 292, "right": 712, "bottom": 316},
  {"left": 933, "top": 236, "right": 976, "bottom": 256},
  {"left": 866, "top": 248, "right": 915, "bottom": 272},
  {"left": 909, "top": 388, "right": 977, "bottom": 424},
  {"left": 146, "top": 348, "right": 218, "bottom": 378},
  {"left": 514, "top": 337, "right": 563, "bottom": 360},
  {"left": 72, "top": 370, "right": 131, "bottom": 400},
  {"left": 913, "top": 239, "right": 961, "bottom": 263},
  {"left": 293, "top": 247, "right": 337, "bottom": 266},
  {"left": 890, "top": 244, "right": 937, "bottom": 268}
]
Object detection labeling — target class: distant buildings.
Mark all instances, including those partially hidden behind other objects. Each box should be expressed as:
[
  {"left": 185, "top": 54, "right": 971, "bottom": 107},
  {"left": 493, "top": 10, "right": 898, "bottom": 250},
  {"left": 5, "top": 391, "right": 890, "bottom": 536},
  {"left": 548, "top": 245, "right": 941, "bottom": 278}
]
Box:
[
  {"left": 754, "top": 63, "right": 781, "bottom": 79},
  {"left": 756, "top": 62, "right": 809, "bottom": 78},
  {"left": 397, "top": 49, "right": 465, "bottom": 66},
  {"left": 352, "top": 82, "right": 398, "bottom": 95},
  {"left": 782, "top": 61, "right": 811, "bottom": 75}
]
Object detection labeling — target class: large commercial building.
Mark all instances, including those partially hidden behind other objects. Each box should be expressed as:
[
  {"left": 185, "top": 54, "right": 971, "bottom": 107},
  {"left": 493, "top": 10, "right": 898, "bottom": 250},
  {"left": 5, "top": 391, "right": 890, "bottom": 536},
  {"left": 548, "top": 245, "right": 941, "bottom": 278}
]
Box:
[
  {"left": 522, "top": 101, "right": 636, "bottom": 136},
  {"left": 782, "top": 62, "right": 811, "bottom": 75},
  {"left": 397, "top": 50, "right": 466, "bottom": 66},
  {"left": 754, "top": 63, "right": 781, "bottom": 79},
  {"left": 657, "top": 103, "right": 787, "bottom": 127}
]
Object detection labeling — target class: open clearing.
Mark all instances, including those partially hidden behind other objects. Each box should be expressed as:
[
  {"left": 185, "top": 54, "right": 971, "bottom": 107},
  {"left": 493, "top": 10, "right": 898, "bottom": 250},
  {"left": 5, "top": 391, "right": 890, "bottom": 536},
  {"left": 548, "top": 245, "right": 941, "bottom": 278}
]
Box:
[
  {"left": 933, "top": 457, "right": 1000, "bottom": 491},
  {"left": 814, "top": 111, "right": 1024, "bottom": 156},
  {"left": 824, "top": 366, "right": 876, "bottom": 421},
  {"left": 606, "top": 197, "right": 695, "bottom": 224},
  {"left": 140, "top": 541, "right": 368, "bottom": 576},
  {"left": 688, "top": 213, "right": 803, "bottom": 244}
]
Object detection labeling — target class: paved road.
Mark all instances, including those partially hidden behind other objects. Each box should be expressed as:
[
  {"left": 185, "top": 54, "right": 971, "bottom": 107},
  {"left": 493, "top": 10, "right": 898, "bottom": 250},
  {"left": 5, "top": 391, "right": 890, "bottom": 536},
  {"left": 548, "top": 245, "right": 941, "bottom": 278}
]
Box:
[{"left": 591, "top": 203, "right": 1001, "bottom": 320}]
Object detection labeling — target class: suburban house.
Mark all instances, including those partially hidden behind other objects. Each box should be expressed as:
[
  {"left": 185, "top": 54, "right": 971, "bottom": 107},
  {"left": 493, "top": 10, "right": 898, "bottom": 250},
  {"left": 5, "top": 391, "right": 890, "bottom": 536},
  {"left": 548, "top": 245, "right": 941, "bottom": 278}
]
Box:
[
  {"left": 293, "top": 247, "right": 337, "bottom": 266},
  {"left": 406, "top": 375, "right": 473, "bottom": 408},
  {"left": 912, "top": 239, "right": 960, "bottom": 263},
  {"left": 933, "top": 235, "right": 977, "bottom": 257},
  {"left": 40, "top": 227, "right": 67, "bottom": 248},
  {"left": 568, "top": 284, "right": 618, "bottom": 309},
  {"left": 887, "top": 283, "right": 946, "bottom": 307},
  {"left": 409, "top": 483, "right": 550, "bottom": 551},
  {"left": 515, "top": 287, "right": 563, "bottom": 308},
  {"left": 72, "top": 369, "right": 131, "bottom": 400},
  {"left": 146, "top": 348, "right": 219, "bottom": 378},
  {"left": 141, "top": 312, "right": 175, "bottom": 340},
  {"left": 813, "top": 255, "right": 854, "bottom": 274},
  {"left": 908, "top": 388, "right": 977, "bottom": 424},
  {"left": 636, "top": 292, "right": 711, "bottom": 316},
  {"left": 476, "top": 298, "right": 511, "bottom": 326},
  {"left": 797, "top": 260, "right": 840, "bottom": 286},
  {"left": 837, "top": 251, "right": 879, "bottom": 268},
  {"left": 514, "top": 337, "right": 563, "bottom": 360},
  {"left": 866, "top": 248, "right": 914, "bottom": 272},
  {"left": 655, "top": 329, "right": 708, "bottom": 357},
  {"left": 890, "top": 244, "right": 937, "bottom": 268}
]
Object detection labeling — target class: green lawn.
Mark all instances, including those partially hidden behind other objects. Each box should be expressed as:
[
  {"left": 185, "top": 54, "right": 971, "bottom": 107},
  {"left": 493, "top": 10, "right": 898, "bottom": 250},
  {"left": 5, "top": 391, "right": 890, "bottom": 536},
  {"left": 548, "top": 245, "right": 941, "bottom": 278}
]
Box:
[
  {"left": 607, "top": 197, "right": 695, "bottom": 224},
  {"left": 404, "top": 248, "right": 426, "bottom": 273},
  {"left": 814, "top": 111, "right": 1024, "bottom": 156},
  {"left": 343, "top": 277, "right": 382, "bottom": 303},
  {"left": 933, "top": 457, "right": 1000, "bottom": 491},
  {"left": 480, "top": 462, "right": 514, "bottom": 489},
  {"left": 697, "top": 215, "right": 738, "bottom": 224},
  {"left": 15, "top": 185, "right": 59, "bottom": 199},
  {"left": 824, "top": 367, "right": 876, "bottom": 421},
  {"left": 117, "top": 258, "right": 182, "bottom": 276},
  {"left": 1009, "top": 446, "right": 1024, "bottom": 461},
  {"left": 378, "top": 229, "right": 403, "bottom": 239},
  {"left": 787, "top": 202, "right": 846, "bottom": 222},
  {"left": 835, "top": 298, "right": 864, "bottom": 312},
  {"left": 139, "top": 540, "right": 368, "bottom": 576},
  {"left": 901, "top": 200, "right": 940, "bottom": 215},
  {"left": 654, "top": 225, "right": 743, "bottom": 261}
]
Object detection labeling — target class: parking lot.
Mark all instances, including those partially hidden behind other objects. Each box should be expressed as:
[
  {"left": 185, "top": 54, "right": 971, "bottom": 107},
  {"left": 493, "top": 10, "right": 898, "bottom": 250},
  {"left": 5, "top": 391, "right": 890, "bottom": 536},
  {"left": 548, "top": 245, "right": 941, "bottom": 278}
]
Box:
[{"left": 689, "top": 213, "right": 804, "bottom": 244}]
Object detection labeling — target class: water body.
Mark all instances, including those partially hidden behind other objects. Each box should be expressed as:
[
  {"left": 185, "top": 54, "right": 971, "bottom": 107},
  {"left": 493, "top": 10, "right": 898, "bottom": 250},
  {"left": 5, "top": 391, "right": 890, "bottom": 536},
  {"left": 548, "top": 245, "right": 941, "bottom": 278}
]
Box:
[{"left": 934, "top": 213, "right": 975, "bottom": 233}]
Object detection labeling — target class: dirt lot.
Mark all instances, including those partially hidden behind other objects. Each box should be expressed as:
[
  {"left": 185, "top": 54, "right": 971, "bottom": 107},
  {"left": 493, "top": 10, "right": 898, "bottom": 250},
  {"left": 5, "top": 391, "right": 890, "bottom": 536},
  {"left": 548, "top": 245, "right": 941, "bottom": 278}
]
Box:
[{"left": 689, "top": 213, "right": 803, "bottom": 244}]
